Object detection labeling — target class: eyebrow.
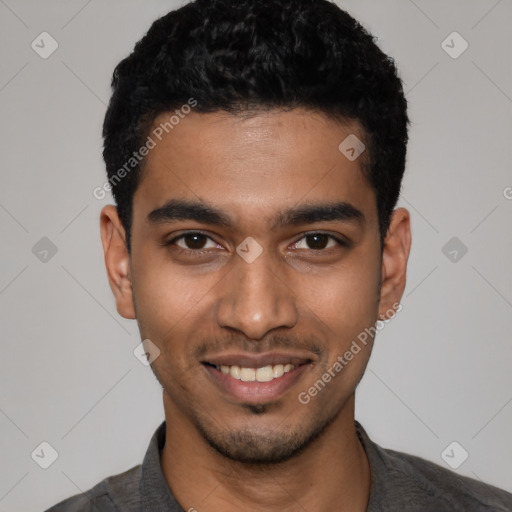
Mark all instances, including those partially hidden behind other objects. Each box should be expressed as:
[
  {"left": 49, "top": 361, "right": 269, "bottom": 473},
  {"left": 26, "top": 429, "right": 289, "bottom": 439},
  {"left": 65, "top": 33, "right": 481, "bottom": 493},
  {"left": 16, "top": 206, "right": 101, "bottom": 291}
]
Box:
[{"left": 147, "top": 199, "right": 365, "bottom": 229}]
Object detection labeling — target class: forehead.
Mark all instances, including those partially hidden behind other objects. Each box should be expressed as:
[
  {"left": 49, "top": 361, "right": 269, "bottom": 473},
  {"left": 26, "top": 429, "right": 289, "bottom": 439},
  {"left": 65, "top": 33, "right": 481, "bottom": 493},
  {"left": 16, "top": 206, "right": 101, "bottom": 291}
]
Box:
[{"left": 134, "top": 109, "right": 376, "bottom": 230}]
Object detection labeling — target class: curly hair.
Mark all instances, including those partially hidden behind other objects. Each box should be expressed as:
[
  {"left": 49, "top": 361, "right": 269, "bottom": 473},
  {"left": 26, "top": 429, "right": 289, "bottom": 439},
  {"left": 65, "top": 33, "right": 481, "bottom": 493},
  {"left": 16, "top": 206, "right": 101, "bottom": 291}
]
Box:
[{"left": 102, "top": 0, "right": 409, "bottom": 250}]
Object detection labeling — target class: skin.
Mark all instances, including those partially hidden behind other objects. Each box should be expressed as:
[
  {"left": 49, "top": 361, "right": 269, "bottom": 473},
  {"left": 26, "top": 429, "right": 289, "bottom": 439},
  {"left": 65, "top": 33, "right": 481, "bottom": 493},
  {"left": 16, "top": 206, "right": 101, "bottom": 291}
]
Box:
[{"left": 100, "top": 109, "right": 411, "bottom": 512}]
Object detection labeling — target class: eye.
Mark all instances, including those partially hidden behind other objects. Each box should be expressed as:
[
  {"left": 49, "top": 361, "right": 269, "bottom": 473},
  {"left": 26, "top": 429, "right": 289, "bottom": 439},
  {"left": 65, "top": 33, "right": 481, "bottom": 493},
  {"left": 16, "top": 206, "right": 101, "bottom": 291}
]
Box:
[
  {"left": 293, "top": 233, "right": 346, "bottom": 251},
  {"left": 167, "top": 232, "right": 220, "bottom": 251}
]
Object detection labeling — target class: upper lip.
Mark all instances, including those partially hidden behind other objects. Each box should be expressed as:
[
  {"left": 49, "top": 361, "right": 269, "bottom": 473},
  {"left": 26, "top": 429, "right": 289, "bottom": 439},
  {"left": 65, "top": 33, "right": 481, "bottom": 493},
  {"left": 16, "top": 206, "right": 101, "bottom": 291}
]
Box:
[{"left": 201, "top": 351, "right": 314, "bottom": 368}]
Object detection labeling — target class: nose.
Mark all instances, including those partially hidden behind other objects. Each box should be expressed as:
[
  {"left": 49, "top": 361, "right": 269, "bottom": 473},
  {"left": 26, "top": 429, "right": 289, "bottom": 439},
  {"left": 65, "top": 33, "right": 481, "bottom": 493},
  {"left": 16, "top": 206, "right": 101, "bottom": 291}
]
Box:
[{"left": 215, "top": 252, "right": 298, "bottom": 340}]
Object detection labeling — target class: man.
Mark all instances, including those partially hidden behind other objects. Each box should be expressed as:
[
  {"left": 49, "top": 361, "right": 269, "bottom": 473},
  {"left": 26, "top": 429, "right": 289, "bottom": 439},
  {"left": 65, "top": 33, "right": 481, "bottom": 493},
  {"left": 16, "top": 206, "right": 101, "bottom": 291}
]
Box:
[{"left": 47, "top": 0, "right": 512, "bottom": 510}]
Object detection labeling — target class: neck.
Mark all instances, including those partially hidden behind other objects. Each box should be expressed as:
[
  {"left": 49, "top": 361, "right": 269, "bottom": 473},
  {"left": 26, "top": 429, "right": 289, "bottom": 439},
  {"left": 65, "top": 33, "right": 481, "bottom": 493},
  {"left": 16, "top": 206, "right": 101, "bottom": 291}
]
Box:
[{"left": 161, "top": 392, "right": 371, "bottom": 512}]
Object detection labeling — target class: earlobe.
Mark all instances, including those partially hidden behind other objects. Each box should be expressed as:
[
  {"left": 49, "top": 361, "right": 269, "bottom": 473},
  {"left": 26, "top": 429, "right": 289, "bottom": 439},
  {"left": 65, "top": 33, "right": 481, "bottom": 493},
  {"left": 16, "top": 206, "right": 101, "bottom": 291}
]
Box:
[
  {"left": 378, "top": 207, "right": 411, "bottom": 319},
  {"left": 100, "top": 205, "right": 136, "bottom": 320}
]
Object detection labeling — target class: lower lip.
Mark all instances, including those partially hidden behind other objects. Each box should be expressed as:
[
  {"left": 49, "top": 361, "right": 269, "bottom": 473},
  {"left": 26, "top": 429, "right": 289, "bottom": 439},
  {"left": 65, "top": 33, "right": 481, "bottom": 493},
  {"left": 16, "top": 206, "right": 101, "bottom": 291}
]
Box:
[{"left": 203, "top": 364, "right": 310, "bottom": 404}]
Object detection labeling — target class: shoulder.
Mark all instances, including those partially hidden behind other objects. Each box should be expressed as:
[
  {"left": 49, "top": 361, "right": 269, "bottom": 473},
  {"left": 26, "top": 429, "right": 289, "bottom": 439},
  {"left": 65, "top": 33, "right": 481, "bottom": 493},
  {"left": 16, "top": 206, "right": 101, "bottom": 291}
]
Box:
[
  {"left": 377, "top": 444, "right": 512, "bottom": 511},
  {"left": 44, "top": 465, "right": 141, "bottom": 512}
]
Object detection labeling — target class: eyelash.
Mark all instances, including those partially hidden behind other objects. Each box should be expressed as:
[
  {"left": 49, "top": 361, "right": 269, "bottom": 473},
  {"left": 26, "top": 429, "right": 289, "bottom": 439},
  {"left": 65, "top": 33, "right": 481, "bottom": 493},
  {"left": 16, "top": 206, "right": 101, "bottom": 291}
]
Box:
[{"left": 164, "top": 231, "right": 349, "bottom": 256}]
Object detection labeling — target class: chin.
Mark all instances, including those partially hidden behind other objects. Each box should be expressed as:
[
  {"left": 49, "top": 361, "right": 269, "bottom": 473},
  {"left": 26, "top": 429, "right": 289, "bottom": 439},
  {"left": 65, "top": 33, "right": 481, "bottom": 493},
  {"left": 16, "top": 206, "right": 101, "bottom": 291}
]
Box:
[{"left": 196, "top": 409, "right": 338, "bottom": 465}]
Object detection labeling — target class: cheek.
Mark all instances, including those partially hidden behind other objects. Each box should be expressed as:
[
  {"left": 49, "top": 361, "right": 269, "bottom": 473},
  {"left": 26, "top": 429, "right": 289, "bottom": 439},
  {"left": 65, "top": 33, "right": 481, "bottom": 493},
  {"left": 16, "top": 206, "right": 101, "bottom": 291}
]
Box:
[
  {"left": 302, "top": 254, "right": 381, "bottom": 339},
  {"left": 132, "top": 247, "right": 199, "bottom": 317},
  {"left": 130, "top": 251, "right": 222, "bottom": 357}
]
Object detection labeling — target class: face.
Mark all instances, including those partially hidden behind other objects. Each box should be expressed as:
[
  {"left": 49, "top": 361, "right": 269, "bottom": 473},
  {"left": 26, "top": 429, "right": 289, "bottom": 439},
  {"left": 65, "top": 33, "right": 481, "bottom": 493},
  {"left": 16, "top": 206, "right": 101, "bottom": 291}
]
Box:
[{"left": 101, "top": 109, "right": 410, "bottom": 464}]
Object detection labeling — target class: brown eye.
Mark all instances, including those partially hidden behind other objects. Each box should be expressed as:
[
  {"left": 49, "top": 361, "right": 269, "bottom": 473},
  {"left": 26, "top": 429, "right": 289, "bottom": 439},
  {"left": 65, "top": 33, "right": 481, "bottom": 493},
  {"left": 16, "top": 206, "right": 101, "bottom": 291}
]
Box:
[
  {"left": 171, "top": 233, "right": 218, "bottom": 251},
  {"left": 183, "top": 234, "right": 207, "bottom": 249},
  {"left": 305, "top": 234, "right": 330, "bottom": 250},
  {"left": 294, "top": 233, "right": 342, "bottom": 251}
]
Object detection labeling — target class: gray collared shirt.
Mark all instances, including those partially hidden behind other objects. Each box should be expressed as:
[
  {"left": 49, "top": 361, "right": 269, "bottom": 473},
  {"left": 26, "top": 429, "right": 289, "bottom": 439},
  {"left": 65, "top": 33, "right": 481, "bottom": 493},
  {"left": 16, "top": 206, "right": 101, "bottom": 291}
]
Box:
[{"left": 45, "top": 420, "right": 512, "bottom": 511}]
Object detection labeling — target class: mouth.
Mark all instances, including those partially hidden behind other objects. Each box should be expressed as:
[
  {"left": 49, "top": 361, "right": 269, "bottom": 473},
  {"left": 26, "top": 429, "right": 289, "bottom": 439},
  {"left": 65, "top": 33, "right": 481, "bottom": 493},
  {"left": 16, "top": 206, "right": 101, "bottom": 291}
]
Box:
[
  {"left": 203, "top": 362, "right": 299, "bottom": 382},
  {"left": 200, "top": 352, "right": 314, "bottom": 403}
]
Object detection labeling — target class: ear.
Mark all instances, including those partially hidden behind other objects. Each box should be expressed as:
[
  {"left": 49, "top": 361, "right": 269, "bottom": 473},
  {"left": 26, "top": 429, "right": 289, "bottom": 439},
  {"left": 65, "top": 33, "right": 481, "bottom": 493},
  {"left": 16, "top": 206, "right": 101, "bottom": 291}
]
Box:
[
  {"left": 100, "top": 205, "right": 136, "bottom": 319},
  {"left": 378, "top": 207, "right": 411, "bottom": 320}
]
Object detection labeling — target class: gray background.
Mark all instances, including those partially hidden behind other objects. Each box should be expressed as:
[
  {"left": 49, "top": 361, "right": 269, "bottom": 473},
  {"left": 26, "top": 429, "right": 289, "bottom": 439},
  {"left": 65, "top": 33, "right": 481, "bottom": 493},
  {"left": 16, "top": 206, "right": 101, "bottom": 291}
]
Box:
[{"left": 0, "top": 0, "right": 511, "bottom": 510}]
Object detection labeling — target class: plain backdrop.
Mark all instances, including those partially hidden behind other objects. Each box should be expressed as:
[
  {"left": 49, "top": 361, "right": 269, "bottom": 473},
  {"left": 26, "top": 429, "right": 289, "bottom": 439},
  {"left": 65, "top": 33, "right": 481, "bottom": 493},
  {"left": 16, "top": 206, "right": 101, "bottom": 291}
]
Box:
[{"left": 0, "top": 1, "right": 511, "bottom": 510}]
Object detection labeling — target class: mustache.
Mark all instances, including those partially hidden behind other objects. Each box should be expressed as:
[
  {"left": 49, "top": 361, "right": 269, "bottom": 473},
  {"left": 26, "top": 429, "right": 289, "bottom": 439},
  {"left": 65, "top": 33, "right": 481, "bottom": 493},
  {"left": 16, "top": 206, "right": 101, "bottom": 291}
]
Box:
[{"left": 193, "top": 331, "right": 324, "bottom": 359}]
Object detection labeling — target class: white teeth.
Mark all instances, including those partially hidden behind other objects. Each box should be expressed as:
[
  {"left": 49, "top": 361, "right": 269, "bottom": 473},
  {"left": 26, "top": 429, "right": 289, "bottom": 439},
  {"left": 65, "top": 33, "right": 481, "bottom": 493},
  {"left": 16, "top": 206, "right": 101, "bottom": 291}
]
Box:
[
  {"left": 240, "top": 368, "right": 256, "bottom": 381},
  {"left": 217, "top": 363, "right": 296, "bottom": 382},
  {"left": 255, "top": 365, "right": 274, "bottom": 382},
  {"left": 273, "top": 364, "right": 284, "bottom": 378},
  {"left": 230, "top": 365, "right": 241, "bottom": 379}
]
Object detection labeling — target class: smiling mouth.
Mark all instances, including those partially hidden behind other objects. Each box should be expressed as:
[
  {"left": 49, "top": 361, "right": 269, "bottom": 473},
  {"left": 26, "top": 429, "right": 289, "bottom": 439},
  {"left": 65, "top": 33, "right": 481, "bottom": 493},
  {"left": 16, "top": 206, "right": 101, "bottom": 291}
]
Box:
[
  {"left": 200, "top": 352, "right": 314, "bottom": 402},
  {"left": 203, "top": 362, "right": 300, "bottom": 382}
]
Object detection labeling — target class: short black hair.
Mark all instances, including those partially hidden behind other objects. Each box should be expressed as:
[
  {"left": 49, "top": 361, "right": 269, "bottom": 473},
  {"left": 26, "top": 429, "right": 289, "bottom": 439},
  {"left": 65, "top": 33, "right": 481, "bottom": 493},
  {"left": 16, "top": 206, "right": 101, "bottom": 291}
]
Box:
[{"left": 102, "top": 0, "right": 408, "bottom": 251}]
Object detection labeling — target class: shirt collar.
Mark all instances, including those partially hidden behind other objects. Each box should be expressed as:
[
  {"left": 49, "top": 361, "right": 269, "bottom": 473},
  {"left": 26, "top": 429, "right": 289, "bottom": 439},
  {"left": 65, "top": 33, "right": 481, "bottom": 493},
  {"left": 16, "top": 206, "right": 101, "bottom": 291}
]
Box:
[
  {"left": 140, "top": 420, "right": 183, "bottom": 512},
  {"left": 354, "top": 420, "right": 390, "bottom": 510}
]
